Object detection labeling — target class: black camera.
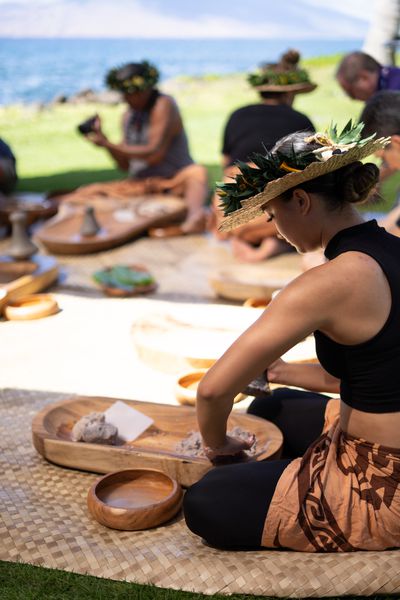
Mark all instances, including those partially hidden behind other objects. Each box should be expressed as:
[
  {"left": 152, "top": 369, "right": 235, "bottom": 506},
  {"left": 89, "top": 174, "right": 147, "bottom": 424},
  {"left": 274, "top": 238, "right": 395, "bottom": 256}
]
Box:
[{"left": 77, "top": 115, "right": 98, "bottom": 135}]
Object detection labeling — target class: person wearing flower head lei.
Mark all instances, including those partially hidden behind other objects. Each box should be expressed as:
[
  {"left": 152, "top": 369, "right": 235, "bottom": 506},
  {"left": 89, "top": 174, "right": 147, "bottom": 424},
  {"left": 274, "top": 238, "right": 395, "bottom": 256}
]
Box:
[
  {"left": 210, "top": 49, "right": 316, "bottom": 262},
  {"left": 184, "top": 121, "right": 400, "bottom": 552},
  {"left": 74, "top": 60, "right": 208, "bottom": 235}
]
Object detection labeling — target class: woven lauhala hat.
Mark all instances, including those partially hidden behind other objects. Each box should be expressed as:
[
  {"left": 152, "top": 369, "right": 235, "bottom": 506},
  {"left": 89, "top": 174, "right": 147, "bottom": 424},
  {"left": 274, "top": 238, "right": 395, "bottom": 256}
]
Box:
[
  {"left": 218, "top": 130, "right": 390, "bottom": 233},
  {"left": 248, "top": 49, "right": 317, "bottom": 94}
]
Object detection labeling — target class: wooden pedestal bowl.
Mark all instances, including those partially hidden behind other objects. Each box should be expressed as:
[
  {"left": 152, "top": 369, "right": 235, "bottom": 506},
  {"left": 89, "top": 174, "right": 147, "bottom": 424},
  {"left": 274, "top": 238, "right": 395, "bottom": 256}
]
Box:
[
  {"left": 176, "top": 369, "right": 246, "bottom": 406},
  {"left": 87, "top": 468, "right": 183, "bottom": 530},
  {"left": 0, "top": 192, "right": 58, "bottom": 226}
]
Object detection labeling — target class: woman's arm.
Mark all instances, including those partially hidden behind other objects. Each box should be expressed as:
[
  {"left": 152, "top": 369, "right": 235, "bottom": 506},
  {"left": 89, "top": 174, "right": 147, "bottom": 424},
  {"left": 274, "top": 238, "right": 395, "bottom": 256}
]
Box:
[
  {"left": 196, "top": 264, "right": 340, "bottom": 450},
  {"left": 85, "top": 96, "right": 177, "bottom": 164},
  {"left": 102, "top": 96, "right": 175, "bottom": 158},
  {"left": 267, "top": 358, "right": 340, "bottom": 393}
]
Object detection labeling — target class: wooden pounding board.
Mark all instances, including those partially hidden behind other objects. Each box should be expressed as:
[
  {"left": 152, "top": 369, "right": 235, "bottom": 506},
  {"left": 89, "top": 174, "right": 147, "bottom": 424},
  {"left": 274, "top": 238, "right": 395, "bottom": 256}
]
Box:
[
  {"left": 36, "top": 195, "right": 186, "bottom": 255},
  {"left": 209, "top": 254, "right": 302, "bottom": 301},
  {"left": 0, "top": 255, "right": 58, "bottom": 311},
  {"left": 32, "top": 396, "right": 283, "bottom": 487},
  {"left": 131, "top": 303, "right": 317, "bottom": 373}
]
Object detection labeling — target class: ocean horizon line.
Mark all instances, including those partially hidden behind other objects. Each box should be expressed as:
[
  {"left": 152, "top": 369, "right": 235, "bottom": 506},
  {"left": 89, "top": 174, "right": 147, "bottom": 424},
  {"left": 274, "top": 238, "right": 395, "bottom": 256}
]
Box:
[{"left": 0, "top": 37, "right": 362, "bottom": 105}]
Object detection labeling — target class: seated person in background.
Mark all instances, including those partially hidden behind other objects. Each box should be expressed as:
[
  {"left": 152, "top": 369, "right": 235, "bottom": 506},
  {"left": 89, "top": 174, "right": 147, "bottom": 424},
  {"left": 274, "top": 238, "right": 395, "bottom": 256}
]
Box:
[
  {"left": 211, "top": 50, "right": 316, "bottom": 262},
  {"left": 65, "top": 60, "right": 208, "bottom": 235},
  {"left": 336, "top": 51, "right": 400, "bottom": 101},
  {"left": 0, "top": 138, "right": 17, "bottom": 195},
  {"left": 361, "top": 90, "right": 400, "bottom": 234}
]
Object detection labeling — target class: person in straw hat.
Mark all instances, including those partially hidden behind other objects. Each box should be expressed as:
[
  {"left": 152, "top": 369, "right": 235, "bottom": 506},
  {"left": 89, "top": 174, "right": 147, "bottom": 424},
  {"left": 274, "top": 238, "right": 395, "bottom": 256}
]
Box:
[
  {"left": 184, "top": 121, "right": 400, "bottom": 552},
  {"left": 210, "top": 49, "right": 316, "bottom": 262}
]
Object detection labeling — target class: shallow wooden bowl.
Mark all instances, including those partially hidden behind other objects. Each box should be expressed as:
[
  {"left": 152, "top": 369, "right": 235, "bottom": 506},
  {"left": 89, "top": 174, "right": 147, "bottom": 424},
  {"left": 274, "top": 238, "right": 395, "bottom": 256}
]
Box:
[
  {"left": 131, "top": 304, "right": 317, "bottom": 374},
  {"left": 176, "top": 369, "right": 246, "bottom": 406},
  {"left": 93, "top": 264, "right": 157, "bottom": 297},
  {"left": 87, "top": 468, "right": 183, "bottom": 530},
  {"left": 4, "top": 293, "right": 59, "bottom": 320},
  {"left": 209, "top": 255, "right": 301, "bottom": 301},
  {"left": 243, "top": 297, "right": 270, "bottom": 309}
]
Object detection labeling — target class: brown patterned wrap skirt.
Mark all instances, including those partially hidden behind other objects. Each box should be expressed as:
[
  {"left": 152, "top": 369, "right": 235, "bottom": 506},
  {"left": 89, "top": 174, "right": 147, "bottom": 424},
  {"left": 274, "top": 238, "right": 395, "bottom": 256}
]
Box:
[{"left": 262, "top": 399, "right": 400, "bottom": 552}]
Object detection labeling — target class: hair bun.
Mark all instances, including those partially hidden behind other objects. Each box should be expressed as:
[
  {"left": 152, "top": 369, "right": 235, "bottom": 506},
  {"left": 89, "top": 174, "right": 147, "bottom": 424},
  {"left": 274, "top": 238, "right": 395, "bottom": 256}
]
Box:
[
  {"left": 339, "top": 162, "right": 379, "bottom": 203},
  {"left": 280, "top": 49, "right": 301, "bottom": 69}
]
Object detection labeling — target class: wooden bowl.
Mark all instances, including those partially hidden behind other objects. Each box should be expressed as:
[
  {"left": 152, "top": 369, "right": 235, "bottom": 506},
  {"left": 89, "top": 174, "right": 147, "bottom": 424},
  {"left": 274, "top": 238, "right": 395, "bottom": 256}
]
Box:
[
  {"left": 93, "top": 264, "right": 157, "bottom": 297},
  {"left": 87, "top": 468, "right": 183, "bottom": 530},
  {"left": 175, "top": 369, "right": 246, "bottom": 406},
  {"left": 4, "top": 293, "right": 59, "bottom": 320},
  {"left": 243, "top": 297, "right": 270, "bottom": 309}
]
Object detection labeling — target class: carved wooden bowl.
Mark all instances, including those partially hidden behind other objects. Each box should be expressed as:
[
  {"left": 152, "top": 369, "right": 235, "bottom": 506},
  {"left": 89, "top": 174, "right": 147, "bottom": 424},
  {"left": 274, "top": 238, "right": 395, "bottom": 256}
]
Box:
[
  {"left": 4, "top": 293, "right": 59, "bottom": 320},
  {"left": 87, "top": 468, "right": 183, "bottom": 530},
  {"left": 175, "top": 369, "right": 246, "bottom": 406},
  {"left": 242, "top": 297, "right": 270, "bottom": 309}
]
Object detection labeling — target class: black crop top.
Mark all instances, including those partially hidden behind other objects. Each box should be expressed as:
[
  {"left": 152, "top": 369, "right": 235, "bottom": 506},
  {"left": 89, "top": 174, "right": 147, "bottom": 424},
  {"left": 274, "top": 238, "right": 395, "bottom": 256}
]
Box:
[{"left": 314, "top": 220, "right": 400, "bottom": 413}]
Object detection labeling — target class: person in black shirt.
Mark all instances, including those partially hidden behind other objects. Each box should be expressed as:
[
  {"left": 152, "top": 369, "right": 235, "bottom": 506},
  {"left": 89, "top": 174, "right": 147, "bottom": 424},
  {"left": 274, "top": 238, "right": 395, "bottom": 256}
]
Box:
[
  {"left": 222, "top": 102, "right": 315, "bottom": 167},
  {"left": 210, "top": 50, "right": 316, "bottom": 261}
]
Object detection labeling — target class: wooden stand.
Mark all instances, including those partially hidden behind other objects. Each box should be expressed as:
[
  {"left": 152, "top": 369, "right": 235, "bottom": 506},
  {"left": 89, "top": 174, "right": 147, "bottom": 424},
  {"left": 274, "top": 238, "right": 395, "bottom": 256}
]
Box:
[{"left": 0, "top": 192, "right": 58, "bottom": 226}]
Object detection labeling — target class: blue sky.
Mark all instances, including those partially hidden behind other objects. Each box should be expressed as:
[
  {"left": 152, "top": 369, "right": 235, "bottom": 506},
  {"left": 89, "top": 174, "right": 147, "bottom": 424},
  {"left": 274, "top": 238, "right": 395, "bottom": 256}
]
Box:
[{"left": 0, "top": 0, "right": 375, "bottom": 38}]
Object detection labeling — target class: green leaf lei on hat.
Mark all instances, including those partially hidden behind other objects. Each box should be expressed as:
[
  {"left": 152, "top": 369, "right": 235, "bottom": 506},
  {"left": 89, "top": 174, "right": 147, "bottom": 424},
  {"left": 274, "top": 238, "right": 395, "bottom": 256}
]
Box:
[
  {"left": 247, "top": 67, "right": 311, "bottom": 88},
  {"left": 217, "top": 120, "right": 376, "bottom": 216},
  {"left": 106, "top": 60, "right": 159, "bottom": 93}
]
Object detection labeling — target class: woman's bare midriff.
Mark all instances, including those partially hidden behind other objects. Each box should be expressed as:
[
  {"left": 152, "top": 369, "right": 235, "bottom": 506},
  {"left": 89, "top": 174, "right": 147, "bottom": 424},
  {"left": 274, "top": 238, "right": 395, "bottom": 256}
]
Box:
[{"left": 340, "top": 401, "right": 400, "bottom": 448}]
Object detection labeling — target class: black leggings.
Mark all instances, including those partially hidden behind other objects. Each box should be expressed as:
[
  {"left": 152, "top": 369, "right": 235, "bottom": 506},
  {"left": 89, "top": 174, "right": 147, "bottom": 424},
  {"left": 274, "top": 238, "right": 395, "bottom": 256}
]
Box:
[{"left": 183, "top": 388, "right": 330, "bottom": 548}]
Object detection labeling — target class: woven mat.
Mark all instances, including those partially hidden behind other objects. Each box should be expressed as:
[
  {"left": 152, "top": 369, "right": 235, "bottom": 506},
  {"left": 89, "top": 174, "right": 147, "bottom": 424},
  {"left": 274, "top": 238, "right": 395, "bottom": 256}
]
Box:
[{"left": 2, "top": 389, "right": 400, "bottom": 598}]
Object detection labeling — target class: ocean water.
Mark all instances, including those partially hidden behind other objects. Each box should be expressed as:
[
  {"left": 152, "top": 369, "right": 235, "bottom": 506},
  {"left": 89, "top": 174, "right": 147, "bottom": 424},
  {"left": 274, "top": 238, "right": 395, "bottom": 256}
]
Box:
[{"left": 0, "top": 37, "right": 362, "bottom": 105}]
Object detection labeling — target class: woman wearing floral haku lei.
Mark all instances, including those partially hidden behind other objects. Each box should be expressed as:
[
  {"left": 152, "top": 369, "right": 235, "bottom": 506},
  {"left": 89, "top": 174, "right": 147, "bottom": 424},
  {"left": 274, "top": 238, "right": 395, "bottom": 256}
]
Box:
[
  {"left": 184, "top": 121, "right": 400, "bottom": 552},
  {"left": 62, "top": 60, "right": 209, "bottom": 235}
]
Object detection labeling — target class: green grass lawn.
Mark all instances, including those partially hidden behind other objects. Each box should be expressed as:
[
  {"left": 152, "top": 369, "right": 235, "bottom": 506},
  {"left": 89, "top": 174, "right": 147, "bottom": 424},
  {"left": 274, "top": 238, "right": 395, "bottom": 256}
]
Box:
[{"left": 1, "top": 561, "right": 397, "bottom": 600}]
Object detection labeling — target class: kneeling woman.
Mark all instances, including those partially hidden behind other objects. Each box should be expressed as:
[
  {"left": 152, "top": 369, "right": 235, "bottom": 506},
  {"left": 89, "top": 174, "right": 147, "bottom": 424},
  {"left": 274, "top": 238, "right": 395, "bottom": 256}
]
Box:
[{"left": 184, "top": 123, "right": 400, "bottom": 552}]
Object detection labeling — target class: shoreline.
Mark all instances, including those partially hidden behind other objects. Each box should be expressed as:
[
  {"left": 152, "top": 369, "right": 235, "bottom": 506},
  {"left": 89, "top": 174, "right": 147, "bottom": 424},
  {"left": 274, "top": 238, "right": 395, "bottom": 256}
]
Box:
[{"left": 0, "top": 51, "right": 350, "bottom": 108}]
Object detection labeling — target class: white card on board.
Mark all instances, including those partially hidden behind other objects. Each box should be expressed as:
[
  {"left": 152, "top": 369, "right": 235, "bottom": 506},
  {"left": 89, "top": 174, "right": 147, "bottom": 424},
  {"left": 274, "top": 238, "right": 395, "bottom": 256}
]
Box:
[{"left": 104, "top": 401, "right": 154, "bottom": 442}]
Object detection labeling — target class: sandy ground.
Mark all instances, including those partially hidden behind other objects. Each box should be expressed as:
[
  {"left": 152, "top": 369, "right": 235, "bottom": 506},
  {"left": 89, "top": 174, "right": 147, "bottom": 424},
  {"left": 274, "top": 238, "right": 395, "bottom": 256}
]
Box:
[{"left": 0, "top": 232, "right": 303, "bottom": 408}]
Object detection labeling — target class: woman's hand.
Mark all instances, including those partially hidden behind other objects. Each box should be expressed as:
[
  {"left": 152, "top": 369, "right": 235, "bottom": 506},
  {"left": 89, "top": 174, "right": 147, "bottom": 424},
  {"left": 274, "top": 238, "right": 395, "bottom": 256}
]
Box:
[
  {"left": 204, "top": 434, "right": 255, "bottom": 465},
  {"left": 87, "top": 130, "right": 108, "bottom": 147},
  {"left": 86, "top": 116, "right": 108, "bottom": 147},
  {"left": 266, "top": 358, "right": 288, "bottom": 383}
]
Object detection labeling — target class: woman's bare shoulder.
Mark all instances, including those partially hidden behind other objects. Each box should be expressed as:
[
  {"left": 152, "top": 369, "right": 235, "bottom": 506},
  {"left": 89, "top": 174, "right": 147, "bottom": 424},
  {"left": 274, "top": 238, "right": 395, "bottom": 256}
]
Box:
[{"left": 273, "top": 253, "right": 373, "bottom": 312}]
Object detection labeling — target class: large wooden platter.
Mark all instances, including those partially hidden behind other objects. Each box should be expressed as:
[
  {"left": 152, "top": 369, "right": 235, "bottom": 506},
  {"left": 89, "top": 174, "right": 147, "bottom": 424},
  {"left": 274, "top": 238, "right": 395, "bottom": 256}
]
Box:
[
  {"left": 36, "top": 195, "right": 186, "bottom": 255},
  {"left": 131, "top": 303, "right": 317, "bottom": 373},
  {"left": 0, "top": 255, "right": 58, "bottom": 312},
  {"left": 32, "top": 396, "right": 283, "bottom": 487},
  {"left": 209, "top": 254, "right": 302, "bottom": 301}
]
